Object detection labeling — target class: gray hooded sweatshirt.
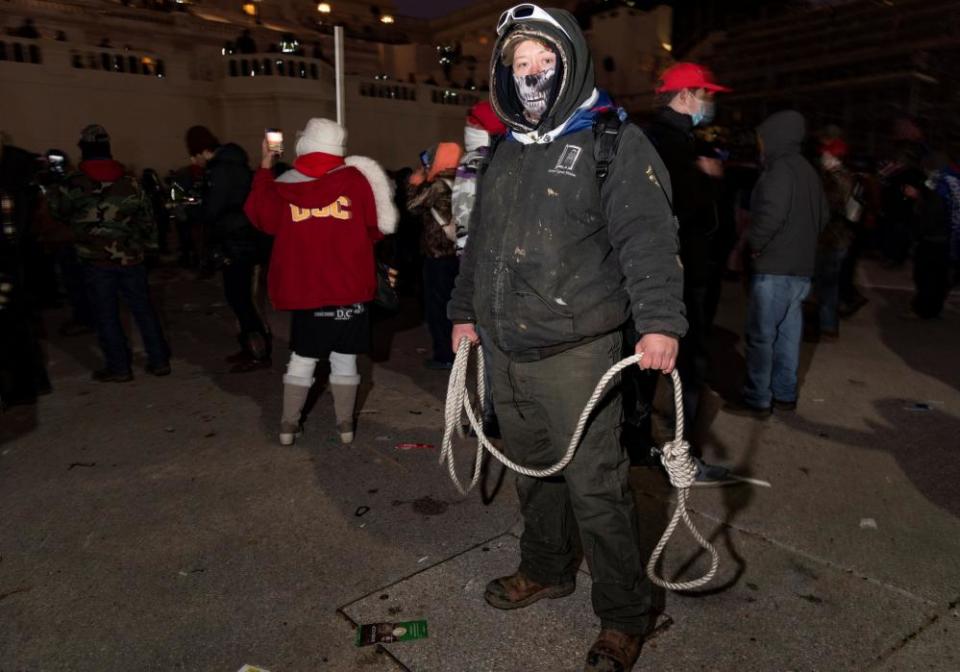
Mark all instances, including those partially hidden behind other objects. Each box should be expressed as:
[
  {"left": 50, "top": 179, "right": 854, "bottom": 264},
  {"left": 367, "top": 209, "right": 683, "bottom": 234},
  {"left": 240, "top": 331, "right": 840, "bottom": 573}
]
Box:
[{"left": 749, "top": 110, "right": 829, "bottom": 277}]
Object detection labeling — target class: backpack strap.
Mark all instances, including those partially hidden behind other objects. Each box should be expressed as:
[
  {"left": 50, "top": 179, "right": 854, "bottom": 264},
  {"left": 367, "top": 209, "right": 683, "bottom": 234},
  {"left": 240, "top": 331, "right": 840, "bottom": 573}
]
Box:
[
  {"left": 594, "top": 109, "right": 625, "bottom": 185},
  {"left": 594, "top": 110, "right": 680, "bottom": 225}
]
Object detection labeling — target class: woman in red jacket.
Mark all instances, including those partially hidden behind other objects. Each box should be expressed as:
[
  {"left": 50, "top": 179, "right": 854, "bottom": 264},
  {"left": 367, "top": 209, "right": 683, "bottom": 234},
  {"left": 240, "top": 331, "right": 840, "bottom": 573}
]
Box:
[{"left": 244, "top": 118, "right": 397, "bottom": 445}]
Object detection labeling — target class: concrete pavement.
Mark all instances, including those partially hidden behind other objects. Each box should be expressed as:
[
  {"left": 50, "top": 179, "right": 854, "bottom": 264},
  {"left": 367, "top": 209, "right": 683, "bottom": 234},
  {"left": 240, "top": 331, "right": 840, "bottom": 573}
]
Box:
[{"left": 1, "top": 261, "right": 958, "bottom": 671}]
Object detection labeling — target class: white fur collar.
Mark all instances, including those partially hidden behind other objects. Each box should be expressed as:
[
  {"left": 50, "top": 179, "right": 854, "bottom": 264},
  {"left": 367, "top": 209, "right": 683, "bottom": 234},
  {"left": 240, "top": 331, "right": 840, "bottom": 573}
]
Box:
[{"left": 345, "top": 156, "right": 397, "bottom": 235}]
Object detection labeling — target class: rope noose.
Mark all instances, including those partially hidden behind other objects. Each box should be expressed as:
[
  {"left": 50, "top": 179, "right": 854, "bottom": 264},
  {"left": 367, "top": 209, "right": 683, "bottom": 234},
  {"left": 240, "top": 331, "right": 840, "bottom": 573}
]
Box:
[{"left": 440, "top": 337, "right": 719, "bottom": 591}]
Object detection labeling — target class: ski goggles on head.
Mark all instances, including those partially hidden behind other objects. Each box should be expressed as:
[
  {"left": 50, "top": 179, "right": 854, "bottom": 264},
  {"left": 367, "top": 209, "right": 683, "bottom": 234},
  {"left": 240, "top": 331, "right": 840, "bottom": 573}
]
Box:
[{"left": 496, "top": 3, "right": 571, "bottom": 41}]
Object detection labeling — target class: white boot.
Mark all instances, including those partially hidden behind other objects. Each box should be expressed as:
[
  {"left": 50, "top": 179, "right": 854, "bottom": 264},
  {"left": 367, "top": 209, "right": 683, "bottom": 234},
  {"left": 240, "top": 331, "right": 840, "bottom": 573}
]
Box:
[
  {"left": 330, "top": 374, "right": 360, "bottom": 444},
  {"left": 280, "top": 376, "right": 312, "bottom": 446}
]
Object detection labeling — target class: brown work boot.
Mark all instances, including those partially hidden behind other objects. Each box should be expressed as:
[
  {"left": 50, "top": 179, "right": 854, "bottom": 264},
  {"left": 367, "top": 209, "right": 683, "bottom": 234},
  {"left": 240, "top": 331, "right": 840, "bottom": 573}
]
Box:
[
  {"left": 584, "top": 629, "right": 643, "bottom": 672},
  {"left": 483, "top": 570, "right": 575, "bottom": 610}
]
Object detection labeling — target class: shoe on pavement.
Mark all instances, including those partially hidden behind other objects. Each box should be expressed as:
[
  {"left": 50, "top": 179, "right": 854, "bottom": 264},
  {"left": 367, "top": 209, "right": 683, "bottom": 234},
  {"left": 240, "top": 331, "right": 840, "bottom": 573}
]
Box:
[
  {"left": 92, "top": 369, "right": 133, "bottom": 383},
  {"left": 279, "top": 422, "right": 303, "bottom": 446},
  {"left": 337, "top": 421, "right": 355, "bottom": 445},
  {"left": 584, "top": 628, "right": 642, "bottom": 672},
  {"left": 146, "top": 362, "right": 172, "bottom": 377},
  {"left": 723, "top": 398, "right": 772, "bottom": 419},
  {"left": 484, "top": 570, "right": 575, "bottom": 610},
  {"left": 691, "top": 457, "right": 740, "bottom": 487},
  {"left": 772, "top": 398, "right": 797, "bottom": 411}
]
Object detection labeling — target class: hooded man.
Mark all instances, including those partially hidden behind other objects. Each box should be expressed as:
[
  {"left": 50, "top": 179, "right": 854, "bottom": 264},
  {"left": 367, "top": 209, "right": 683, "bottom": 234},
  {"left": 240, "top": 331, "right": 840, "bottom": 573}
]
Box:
[
  {"left": 726, "top": 110, "right": 828, "bottom": 417},
  {"left": 448, "top": 5, "right": 686, "bottom": 671}
]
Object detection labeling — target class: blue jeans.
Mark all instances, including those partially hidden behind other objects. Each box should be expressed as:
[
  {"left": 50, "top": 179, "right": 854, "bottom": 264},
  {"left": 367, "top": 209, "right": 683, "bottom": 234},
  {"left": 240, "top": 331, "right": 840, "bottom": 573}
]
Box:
[
  {"left": 743, "top": 274, "right": 811, "bottom": 407},
  {"left": 84, "top": 264, "right": 171, "bottom": 374},
  {"left": 815, "top": 247, "right": 847, "bottom": 333}
]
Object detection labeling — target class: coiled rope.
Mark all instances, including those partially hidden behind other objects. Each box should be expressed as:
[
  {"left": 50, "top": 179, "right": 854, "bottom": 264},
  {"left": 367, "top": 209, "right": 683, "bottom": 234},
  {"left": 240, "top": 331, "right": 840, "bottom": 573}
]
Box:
[{"left": 441, "top": 338, "right": 719, "bottom": 591}]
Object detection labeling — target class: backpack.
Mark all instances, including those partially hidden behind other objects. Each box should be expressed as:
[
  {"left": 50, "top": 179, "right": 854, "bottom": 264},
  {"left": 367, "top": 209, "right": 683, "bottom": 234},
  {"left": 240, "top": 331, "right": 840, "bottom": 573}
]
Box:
[{"left": 483, "top": 109, "right": 675, "bottom": 215}]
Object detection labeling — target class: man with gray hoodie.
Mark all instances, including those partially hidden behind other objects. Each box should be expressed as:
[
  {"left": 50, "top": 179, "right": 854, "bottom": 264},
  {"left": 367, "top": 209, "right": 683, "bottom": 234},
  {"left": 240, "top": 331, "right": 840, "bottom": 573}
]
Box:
[{"left": 728, "top": 110, "right": 828, "bottom": 417}]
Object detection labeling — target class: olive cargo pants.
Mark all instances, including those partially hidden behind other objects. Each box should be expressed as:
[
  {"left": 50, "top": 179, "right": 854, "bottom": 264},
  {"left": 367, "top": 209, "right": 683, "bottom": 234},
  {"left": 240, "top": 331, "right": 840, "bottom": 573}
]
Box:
[{"left": 489, "top": 331, "right": 652, "bottom": 634}]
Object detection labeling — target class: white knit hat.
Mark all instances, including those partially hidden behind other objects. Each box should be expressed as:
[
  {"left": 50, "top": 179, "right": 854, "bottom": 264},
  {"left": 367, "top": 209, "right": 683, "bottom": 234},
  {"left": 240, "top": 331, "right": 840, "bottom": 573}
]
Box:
[{"left": 295, "top": 118, "right": 347, "bottom": 157}]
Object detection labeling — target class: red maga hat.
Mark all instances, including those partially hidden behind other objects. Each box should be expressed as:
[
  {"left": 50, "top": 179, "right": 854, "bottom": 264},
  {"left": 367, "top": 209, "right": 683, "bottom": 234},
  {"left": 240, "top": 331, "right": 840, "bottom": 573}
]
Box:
[
  {"left": 467, "top": 100, "right": 507, "bottom": 136},
  {"left": 656, "top": 62, "right": 731, "bottom": 94}
]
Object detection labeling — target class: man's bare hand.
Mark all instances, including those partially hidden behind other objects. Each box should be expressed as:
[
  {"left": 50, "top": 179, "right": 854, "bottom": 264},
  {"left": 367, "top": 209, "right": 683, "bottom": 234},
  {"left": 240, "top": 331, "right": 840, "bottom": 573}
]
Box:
[
  {"left": 452, "top": 323, "right": 480, "bottom": 354},
  {"left": 635, "top": 333, "right": 679, "bottom": 374}
]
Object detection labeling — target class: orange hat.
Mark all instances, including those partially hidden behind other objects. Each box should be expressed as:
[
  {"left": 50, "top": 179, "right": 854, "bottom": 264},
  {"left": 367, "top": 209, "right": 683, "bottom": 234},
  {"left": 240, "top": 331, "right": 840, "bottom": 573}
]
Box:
[{"left": 426, "top": 142, "right": 463, "bottom": 181}]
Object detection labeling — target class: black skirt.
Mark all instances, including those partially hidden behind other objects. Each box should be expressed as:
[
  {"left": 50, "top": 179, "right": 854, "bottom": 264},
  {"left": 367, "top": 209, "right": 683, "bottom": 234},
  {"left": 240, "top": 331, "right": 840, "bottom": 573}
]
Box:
[{"left": 289, "top": 303, "right": 371, "bottom": 358}]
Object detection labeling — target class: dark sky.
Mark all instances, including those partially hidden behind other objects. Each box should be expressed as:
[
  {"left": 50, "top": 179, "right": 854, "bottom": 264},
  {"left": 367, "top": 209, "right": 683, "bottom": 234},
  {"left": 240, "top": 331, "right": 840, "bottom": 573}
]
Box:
[{"left": 393, "top": 0, "right": 481, "bottom": 18}]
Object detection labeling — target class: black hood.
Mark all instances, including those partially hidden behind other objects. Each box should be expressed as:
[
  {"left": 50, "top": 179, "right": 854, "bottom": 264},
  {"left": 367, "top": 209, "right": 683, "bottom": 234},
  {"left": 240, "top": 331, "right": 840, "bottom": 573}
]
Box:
[
  {"left": 213, "top": 142, "right": 250, "bottom": 167},
  {"left": 757, "top": 110, "right": 806, "bottom": 163},
  {"left": 490, "top": 8, "right": 595, "bottom": 135}
]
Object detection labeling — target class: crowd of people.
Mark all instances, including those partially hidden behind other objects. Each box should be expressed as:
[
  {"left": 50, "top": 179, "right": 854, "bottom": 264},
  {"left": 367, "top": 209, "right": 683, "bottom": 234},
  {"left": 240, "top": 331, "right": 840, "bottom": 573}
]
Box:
[{"left": 2, "top": 3, "right": 960, "bottom": 670}]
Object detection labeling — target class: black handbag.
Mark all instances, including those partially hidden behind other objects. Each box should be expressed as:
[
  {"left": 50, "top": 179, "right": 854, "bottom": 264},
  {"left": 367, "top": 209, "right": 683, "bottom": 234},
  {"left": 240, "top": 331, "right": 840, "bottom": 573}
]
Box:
[{"left": 374, "top": 262, "right": 400, "bottom": 312}]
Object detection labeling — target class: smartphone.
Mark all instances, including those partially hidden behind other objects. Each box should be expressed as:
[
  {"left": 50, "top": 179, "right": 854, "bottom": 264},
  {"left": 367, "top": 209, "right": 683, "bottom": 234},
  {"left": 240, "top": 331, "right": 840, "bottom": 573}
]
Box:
[
  {"left": 265, "top": 129, "right": 284, "bottom": 154},
  {"left": 47, "top": 151, "right": 66, "bottom": 175}
]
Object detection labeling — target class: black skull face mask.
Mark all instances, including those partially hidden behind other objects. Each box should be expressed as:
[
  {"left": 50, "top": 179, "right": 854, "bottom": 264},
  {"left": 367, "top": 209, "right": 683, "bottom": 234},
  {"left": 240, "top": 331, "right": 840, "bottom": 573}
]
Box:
[{"left": 513, "top": 67, "right": 556, "bottom": 121}]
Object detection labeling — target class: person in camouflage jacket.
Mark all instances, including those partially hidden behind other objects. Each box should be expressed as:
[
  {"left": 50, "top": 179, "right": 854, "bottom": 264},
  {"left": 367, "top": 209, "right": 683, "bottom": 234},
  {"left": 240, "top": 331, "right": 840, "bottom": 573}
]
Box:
[
  {"left": 51, "top": 164, "right": 157, "bottom": 266},
  {"left": 47, "top": 125, "right": 171, "bottom": 381}
]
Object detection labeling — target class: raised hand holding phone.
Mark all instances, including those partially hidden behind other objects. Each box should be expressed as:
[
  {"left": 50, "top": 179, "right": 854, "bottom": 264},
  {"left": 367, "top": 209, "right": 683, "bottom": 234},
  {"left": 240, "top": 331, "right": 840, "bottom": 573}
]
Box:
[
  {"left": 261, "top": 129, "right": 283, "bottom": 170},
  {"left": 266, "top": 128, "right": 284, "bottom": 153}
]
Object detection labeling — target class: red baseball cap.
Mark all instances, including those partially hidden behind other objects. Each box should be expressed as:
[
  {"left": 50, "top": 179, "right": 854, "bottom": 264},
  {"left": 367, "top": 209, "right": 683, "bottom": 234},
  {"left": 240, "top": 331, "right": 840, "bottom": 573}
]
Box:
[
  {"left": 656, "top": 62, "right": 731, "bottom": 94},
  {"left": 467, "top": 100, "right": 507, "bottom": 136},
  {"left": 820, "top": 138, "right": 849, "bottom": 158}
]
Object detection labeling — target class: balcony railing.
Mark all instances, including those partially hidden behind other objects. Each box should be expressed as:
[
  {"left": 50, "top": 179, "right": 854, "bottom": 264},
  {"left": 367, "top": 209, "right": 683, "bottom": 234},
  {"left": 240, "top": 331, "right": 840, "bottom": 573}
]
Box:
[
  {"left": 0, "top": 38, "right": 42, "bottom": 64},
  {"left": 225, "top": 54, "right": 324, "bottom": 80},
  {"left": 358, "top": 80, "right": 418, "bottom": 101},
  {"left": 70, "top": 47, "right": 166, "bottom": 77},
  {"left": 355, "top": 77, "right": 480, "bottom": 107}
]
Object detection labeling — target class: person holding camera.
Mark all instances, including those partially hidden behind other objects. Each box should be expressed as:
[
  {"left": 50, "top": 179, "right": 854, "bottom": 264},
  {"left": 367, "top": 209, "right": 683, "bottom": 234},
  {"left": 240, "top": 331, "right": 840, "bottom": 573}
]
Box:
[
  {"left": 243, "top": 119, "right": 397, "bottom": 445},
  {"left": 185, "top": 125, "right": 272, "bottom": 371},
  {"left": 46, "top": 124, "right": 170, "bottom": 382}
]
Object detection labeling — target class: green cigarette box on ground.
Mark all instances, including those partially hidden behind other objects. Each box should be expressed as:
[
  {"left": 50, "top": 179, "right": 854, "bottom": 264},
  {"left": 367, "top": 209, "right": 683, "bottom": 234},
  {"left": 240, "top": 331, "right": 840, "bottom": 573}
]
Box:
[{"left": 356, "top": 620, "right": 429, "bottom": 647}]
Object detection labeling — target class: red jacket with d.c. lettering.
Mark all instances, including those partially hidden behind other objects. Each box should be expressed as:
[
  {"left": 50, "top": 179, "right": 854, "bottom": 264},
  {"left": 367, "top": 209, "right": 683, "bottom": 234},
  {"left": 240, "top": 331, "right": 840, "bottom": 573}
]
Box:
[{"left": 243, "top": 153, "right": 398, "bottom": 310}]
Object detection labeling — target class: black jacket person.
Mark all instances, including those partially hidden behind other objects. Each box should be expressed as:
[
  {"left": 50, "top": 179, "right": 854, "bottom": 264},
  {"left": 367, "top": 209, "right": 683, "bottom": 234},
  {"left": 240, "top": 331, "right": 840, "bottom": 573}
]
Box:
[
  {"left": 186, "top": 126, "right": 272, "bottom": 368},
  {"left": 446, "top": 6, "right": 684, "bottom": 671},
  {"left": 644, "top": 62, "right": 730, "bottom": 447}
]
